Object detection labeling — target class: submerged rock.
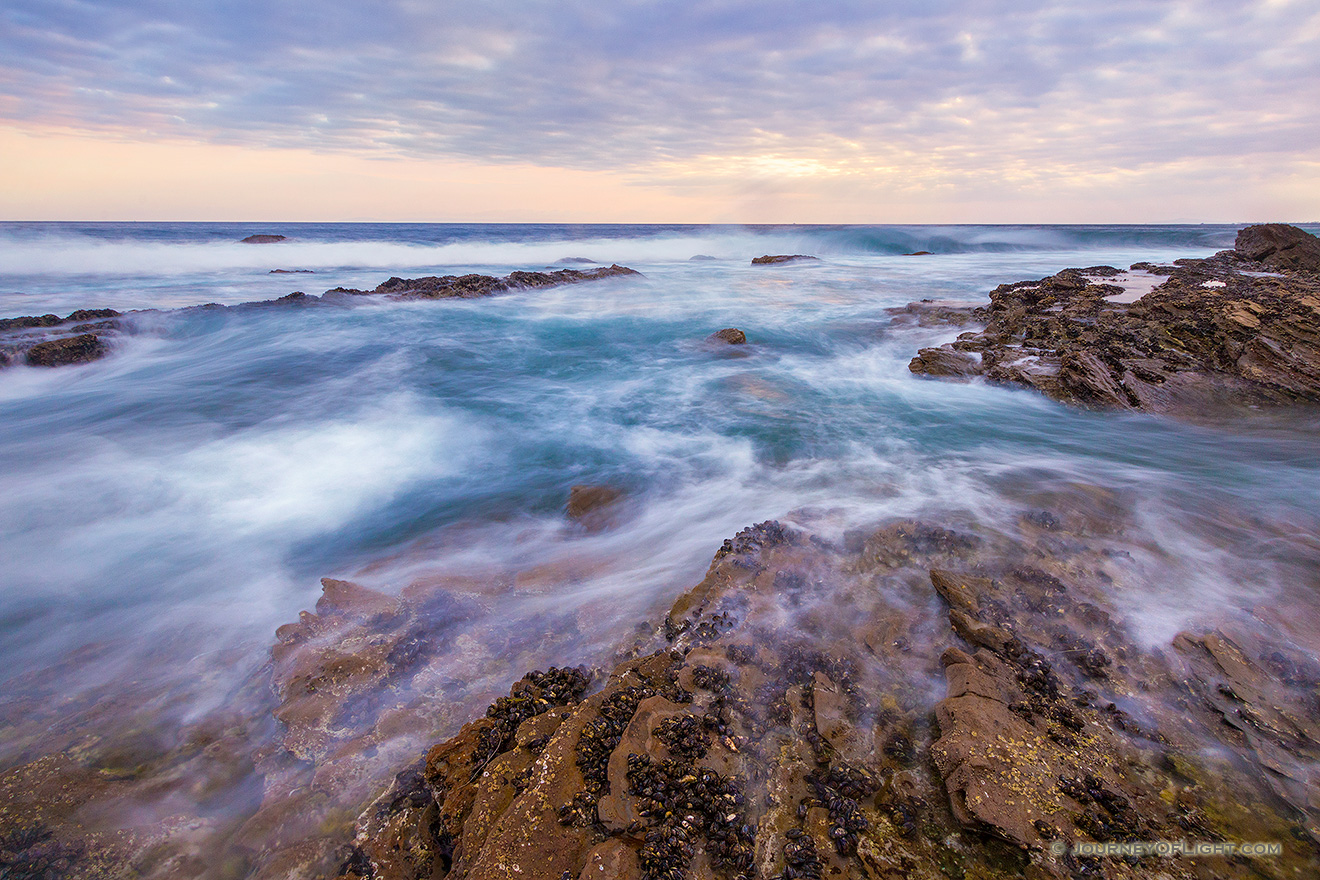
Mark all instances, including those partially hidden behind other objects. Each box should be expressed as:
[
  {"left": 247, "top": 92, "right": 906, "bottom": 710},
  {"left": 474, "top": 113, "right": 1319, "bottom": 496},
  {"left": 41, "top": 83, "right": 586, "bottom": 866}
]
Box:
[
  {"left": 240, "top": 234, "right": 287, "bottom": 244},
  {"left": 565, "top": 485, "right": 625, "bottom": 532},
  {"left": 752, "top": 254, "right": 819, "bottom": 265},
  {"left": 904, "top": 224, "right": 1320, "bottom": 414},
  {"left": 707, "top": 328, "right": 747, "bottom": 345}
]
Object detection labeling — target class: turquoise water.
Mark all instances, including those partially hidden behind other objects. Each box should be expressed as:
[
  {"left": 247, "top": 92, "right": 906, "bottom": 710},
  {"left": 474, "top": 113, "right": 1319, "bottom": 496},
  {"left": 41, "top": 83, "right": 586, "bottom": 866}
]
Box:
[{"left": 1, "top": 223, "right": 1318, "bottom": 752}]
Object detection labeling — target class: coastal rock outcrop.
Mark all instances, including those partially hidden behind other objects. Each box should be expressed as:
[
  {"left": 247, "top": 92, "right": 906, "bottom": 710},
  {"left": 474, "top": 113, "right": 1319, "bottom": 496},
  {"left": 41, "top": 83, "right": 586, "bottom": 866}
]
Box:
[
  {"left": 240, "top": 234, "right": 287, "bottom": 244},
  {"left": 905, "top": 224, "right": 1320, "bottom": 414}
]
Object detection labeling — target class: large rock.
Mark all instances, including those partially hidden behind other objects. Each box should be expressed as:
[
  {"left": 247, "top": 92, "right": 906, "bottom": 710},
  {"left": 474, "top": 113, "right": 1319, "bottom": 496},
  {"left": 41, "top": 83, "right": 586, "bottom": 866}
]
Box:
[
  {"left": 903, "top": 236, "right": 1320, "bottom": 415},
  {"left": 1235, "top": 224, "right": 1320, "bottom": 272}
]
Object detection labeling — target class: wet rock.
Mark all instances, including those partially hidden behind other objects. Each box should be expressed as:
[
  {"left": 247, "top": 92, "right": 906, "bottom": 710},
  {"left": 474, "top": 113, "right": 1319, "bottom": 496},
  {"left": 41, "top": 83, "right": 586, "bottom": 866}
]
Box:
[
  {"left": 240, "top": 234, "right": 287, "bottom": 243},
  {"left": 707, "top": 328, "right": 747, "bottom": 345},
  {"left": 908, "top": 345, "right": 982, "bottom": 378},
  {"left": 376, "top": 264, "right": 641, "bottom": 300},
  {"left": 903, "top": 251, "right": 933, "bottom": 256},
  {"left": 752, "top": 254, "right": 820, "bottom": 265},
  {"left": 269, "top": 268, "right": 314, "bottom": 274},
  {"left": 905, "top": 229, "right": 1320, "bottom": 414},
  {"left": 24, "top": 333, "right": 107, "bottom": 367}
]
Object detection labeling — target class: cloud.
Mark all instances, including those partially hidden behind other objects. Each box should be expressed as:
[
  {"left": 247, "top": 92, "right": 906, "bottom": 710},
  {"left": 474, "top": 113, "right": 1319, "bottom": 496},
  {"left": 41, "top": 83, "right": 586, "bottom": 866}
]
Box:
[{"left": 1, "top": 0, "right": 1318, "bottom": 195}]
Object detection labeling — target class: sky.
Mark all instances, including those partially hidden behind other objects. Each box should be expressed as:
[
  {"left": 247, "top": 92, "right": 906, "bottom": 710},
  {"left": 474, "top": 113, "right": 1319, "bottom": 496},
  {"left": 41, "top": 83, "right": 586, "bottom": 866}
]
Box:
[{"left": 1, "top": 0, "right": 1318, "bottom": 222}]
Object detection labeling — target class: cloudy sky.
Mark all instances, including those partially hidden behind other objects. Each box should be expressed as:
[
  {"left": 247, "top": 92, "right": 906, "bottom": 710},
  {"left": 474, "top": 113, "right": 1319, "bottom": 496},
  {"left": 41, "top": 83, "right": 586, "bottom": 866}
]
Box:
[{"left": 2, "top": 0, "right": 1317, "bottom": 221}]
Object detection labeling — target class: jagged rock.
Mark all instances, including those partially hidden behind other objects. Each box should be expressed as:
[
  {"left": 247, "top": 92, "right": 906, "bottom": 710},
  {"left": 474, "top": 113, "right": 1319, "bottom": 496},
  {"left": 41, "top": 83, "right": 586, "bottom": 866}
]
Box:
[
  {"left": 751, "top": 254, "right": 819, "bottom": 265},
  {"left": 904, "top": 230, "right": 1320, "bottom": 414}
]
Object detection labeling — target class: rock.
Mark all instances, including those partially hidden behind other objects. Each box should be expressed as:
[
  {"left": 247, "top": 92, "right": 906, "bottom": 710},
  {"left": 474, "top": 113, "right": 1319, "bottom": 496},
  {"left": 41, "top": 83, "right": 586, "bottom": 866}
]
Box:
[
  {"left": 908, "top": 345, "right": 981, "bottom": 378},
  {"left": 240, "top": 234, "right": 287, "bottom": 243},
  {"left": 376, "top": 265, "right": 640, "bottom": 300},
  {"left": 1234, "top": 224, "right": 1320, "bottom": 272},
  {"left": 904, "top": 232, "right": 1320, "bottom": 414},
  {"left": 269, "top": 269, "right": 314, "bottom": 274},
  {"left": 24, "top": 334, "right": 106, "bottom": 367},
  {"left": 751, "top": 254, "right": 819, "bottom": 265},
  {"left": 903, "top": 251, "right": 933, "bottom": 256},
  {"left": 565, "top": 485, "right": 624, "bottom": 532},
  {"left": 707, "top": 328, "right": 747, "bottom": 345},
  {"left": 556, "top": 257, "right": 596, "bottom": 265},
  {"left": 688, "top": 255, "right": 718, "bottom": 261}
]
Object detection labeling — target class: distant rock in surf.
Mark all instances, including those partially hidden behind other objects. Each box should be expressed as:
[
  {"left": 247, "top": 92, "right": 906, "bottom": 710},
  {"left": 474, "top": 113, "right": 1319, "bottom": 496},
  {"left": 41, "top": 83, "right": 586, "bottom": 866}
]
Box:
[
  {"left": 904, "top": 250, "right": 933, "bottom": 256},
  {"left": 269, "top": 268, "right": 314, "bottom": 274},
  {"left": 751, "top": 254, "right": 819, "bottom": 265},
  {"left": 556, "top": 257, "right": 597, "bottom": 265},
  {"left": 240, "top": 234, "right": 287, "bottom": 244},
  {"left": 688, "top": 254, "right": 718, "bottom": 261},
  {"left": 707, "top": 328, "right": 747, "bottom": 345}
]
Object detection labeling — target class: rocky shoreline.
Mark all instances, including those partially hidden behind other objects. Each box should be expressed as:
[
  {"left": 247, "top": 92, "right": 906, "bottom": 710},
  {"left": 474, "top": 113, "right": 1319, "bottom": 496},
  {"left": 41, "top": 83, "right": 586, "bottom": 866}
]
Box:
[
  {"left": 0, "top": 264, "right": 640, "bottom": 369},
  {"left": 905, "top": 224, "right": 1320, "bottom": 414}
]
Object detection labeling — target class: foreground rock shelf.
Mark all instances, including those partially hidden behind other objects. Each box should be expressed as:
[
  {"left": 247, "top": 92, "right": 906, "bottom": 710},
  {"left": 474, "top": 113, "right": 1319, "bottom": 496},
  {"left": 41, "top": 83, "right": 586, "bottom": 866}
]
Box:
[
  {"left": 308, "top": 512, "right": 1319, "bottom": 880},
  {"left": 905, "top": 224, "right": 1320, "bottom": 414}
]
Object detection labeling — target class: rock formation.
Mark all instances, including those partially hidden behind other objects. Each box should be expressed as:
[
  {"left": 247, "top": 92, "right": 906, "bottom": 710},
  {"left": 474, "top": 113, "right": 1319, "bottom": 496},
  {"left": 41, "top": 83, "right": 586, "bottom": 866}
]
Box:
[{"left": 906, "top": 224, "right": 1320, "bottom": 414}]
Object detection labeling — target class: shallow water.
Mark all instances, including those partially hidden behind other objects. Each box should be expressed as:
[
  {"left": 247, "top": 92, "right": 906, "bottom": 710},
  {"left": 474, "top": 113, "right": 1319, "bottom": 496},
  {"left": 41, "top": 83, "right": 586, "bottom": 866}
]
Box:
[{"left": 2, "top": 223, "right": 1319, "bottom": 848}]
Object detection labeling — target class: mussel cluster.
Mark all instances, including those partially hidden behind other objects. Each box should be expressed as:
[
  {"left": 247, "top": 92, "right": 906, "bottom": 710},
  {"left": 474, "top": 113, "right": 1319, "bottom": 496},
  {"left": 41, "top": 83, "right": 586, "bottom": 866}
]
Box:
[
  {"left": 780, "top": 828, "right": 823, "bottom": 880},
  {"left": 476, "top": 666, "right": 591, "bottom": 769},
  {"left": 627, "top": 753, "right": 754, "bottom": 880},
  {"left": 806, "top": 764, "right": 878, "bottom": 855},
  {"left": 1058, "top": 774, "right": 1141, "bottom": 842},
  {"left": 656, "top": 715, "right": 712, "bottom": 762},
  {"left": 567, "top": 683, "right": 658, "bottom": 824},
  {"left": 690, "top": 664, "right": 732, "bottom": 694}
]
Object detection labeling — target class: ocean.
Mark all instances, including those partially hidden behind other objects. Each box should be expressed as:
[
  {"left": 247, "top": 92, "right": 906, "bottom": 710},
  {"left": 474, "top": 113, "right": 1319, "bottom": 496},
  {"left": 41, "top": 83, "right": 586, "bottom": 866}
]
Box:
[{"left": 2, "top": 222, "right": 1319, "bottom": 866}]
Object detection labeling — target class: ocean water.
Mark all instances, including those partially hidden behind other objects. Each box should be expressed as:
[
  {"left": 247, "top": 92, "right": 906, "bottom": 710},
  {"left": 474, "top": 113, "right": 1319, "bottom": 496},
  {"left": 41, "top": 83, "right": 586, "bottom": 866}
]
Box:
[{"left": 2, "top": 222, "right": 1319, "bottom": 819}]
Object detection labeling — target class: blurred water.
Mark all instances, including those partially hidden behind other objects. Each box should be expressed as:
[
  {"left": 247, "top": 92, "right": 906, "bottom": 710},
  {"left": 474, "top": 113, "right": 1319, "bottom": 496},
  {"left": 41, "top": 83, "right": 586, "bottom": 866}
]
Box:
[{"left": 1, "top": 222, "right": 1318, "bottom": 761}]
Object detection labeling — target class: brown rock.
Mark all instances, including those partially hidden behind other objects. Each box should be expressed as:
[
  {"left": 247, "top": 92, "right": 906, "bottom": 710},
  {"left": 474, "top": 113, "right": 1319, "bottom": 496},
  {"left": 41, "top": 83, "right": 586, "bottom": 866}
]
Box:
[
  {"left": 240, "top": 234, "right": 288, "bottom": 243},
  {"left": 1234, "top": 224, "right": 1320, "bottom": 272},
  {"left": 24, "top": 334, "right": 106, "bottom": 367},
  {"left": 908, "top": 345, "right": 982, "bottom": 378}
]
